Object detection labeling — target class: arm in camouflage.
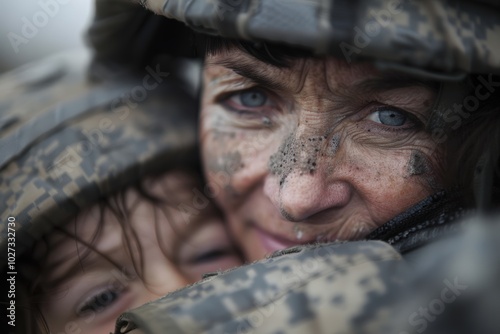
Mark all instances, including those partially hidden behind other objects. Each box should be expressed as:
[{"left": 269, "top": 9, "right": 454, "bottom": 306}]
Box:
[
  {"left": 116, "top": 214, "right": 500, "bottom": 334},
  {"left": 115, "top": 240, "right": 411, "bottom": 334},
  {"left": 0, "top": 49, "right": 199, "bottom": 267},
  {"left": 87, "top": 0, "right": 196, "bottom": 67},
  {"left": 132, "top": 0, "right": 500, "bottom": 76}
]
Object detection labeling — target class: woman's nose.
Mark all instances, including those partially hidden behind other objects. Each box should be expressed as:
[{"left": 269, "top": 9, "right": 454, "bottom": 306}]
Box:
[{"left": 264, "top": 164, "right": 352, "bottom": 223}]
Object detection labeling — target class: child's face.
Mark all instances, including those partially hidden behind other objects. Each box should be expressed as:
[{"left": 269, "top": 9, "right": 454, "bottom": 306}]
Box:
[{"left": 37, "top": 171, "right": 241, "bottom": 334}]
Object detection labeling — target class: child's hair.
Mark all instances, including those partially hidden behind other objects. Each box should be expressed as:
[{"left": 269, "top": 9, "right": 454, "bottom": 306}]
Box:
[
  {"left": 17, "top": 179, "right": 174, "bottom": 333},
  {"left": 0, "top": 49, "right": 200, "bottom": 333},
  {"left": 445, "top": 83, "right": 500, "bottom": 209}
]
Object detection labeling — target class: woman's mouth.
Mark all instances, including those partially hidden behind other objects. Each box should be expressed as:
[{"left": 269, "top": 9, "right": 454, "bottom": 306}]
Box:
[
  {"left": 254, "top": 225, "right": 313, "bottom": 254},
  {"left": 251, "top": 219, "right": 377, "bottom": 255}
]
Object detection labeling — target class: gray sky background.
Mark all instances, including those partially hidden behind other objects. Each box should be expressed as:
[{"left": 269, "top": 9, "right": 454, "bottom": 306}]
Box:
[{"left": 0, "top": 1, "right": 93, "bottom": 73}]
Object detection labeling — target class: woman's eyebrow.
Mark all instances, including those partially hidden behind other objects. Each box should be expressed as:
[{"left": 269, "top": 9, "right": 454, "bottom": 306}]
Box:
[
  {"left": 210, "top": 58, "right": 289, "bottom": 91},
  {"left": 210, "top": 55, "right": 438, "bottom": 95},
  {"left": 352, "top": 76, "right": 439, "bottom": 95}
]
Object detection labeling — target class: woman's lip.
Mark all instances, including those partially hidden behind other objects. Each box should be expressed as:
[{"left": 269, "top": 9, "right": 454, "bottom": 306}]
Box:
[{"left": 254, "top": 225, "right": 313, "bottom": 254}]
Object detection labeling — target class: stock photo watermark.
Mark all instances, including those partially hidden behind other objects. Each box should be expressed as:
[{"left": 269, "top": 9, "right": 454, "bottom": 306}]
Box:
[
  {"left": 47, "top": 64, "right": 170, "bottom": 181},
  {"left": 431, "top": 74, "right": 500, "bottom": 144},
  {"left": 5, "top": 217, "right": 17, "bottom": 328},
  {"left": 340, "top": 0, "right": 417, "bottom": 63},
  {"left": 7, "top": 0, "right": 74, "bottom": 54},
  {"left": 401, "top": 276, "right": 468, "bottom": 334}
]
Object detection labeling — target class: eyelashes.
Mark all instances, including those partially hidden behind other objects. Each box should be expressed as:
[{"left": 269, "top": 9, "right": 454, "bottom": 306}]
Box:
[
  {"left": 76, "top": 287, "right": 123, "bottom": 316},
  {"left": 188, "top": 247, "right": 235, "bottom": 264},
  {"left": 364, "top": 105, "right": 424, "bottom": 131},
  {"left": 233, "top": 89, "right": 268, "bottom": 108},
  {"left": 216, "top": 88, "right": 425, "bottom": 132},
  {"left": 217, "top": 88, "right": 275, "bottom": 115}
]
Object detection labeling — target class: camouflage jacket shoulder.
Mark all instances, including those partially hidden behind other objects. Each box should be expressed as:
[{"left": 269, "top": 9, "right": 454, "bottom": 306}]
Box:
[
  {"left": 116, "top": 214, "right": 500, "bottom": 334},
  {"left": 115, "top": 240, "right": 410, "bottom": 334},
  {"left": 0, "top": 49, "right": 199, "bottom": 264}
]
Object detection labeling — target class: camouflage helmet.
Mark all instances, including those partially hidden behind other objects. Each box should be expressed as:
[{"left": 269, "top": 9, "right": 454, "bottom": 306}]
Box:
[
  {"left": 0, "top": 49, "right": 198, "bottom": 266},
  {"left": 90, "top": 0, "right": 500, "bottom": 77}
]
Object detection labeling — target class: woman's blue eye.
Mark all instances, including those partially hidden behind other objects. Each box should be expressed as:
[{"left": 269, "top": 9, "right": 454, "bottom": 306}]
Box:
[
  {"left": 369, "top": 108, "right": 407, "bottom": 126},
  {"left": 78, "top": 289, "right": 119, "bottom": 314},
  {"left": 239, "top": 90, "right": 267, "bottom": 107}
]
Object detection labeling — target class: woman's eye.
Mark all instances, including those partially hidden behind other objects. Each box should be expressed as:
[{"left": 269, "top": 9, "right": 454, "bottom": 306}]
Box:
[
  {"left": 367, "top": 107, "right": 410, "bottom": 127},
  {"left": 225, "top": 89, "right": 270, "bottom": 109},
  {"left": 77, "top": 289, "right": 120, "bottom": 315},
  {"left": 238, "top": 90, "right": 267, "bottom": 107}
]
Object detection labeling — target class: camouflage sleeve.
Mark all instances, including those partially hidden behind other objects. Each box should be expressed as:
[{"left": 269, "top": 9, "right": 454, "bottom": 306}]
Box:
[
  {"left": 132, "top": 0, "right": 500, "bottom": 76},
  {"left": 115, "top": 241, "right": 411, "bottom": 334},
  {"left": 87, "top": 0, "right": 156, "bottom": 65},
  {"left": 86, "top": 0, "right": 195, "bottom": 68},
  {"left": 115, "top": 214, "right": 500, "bottom": 334},
  {"left": 0, "top": 49, "right": 199, "bottom": 265}
]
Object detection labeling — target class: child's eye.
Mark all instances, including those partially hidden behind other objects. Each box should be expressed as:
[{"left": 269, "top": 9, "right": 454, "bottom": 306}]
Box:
[
  {"left": 77, "top": 288, "right": 121, "bottom": 315},
  {"left": 176, "top": 220, "right": 242, "bottom": 281},
  {"left": 190, "top": 247, "right": 234, "bottom": 264}
]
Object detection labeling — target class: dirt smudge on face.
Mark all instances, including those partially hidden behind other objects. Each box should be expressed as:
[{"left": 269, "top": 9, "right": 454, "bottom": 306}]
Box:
[
  {"left": 212, "top": 129, "right": 237, "bottom": 141},
  {"left": 205, "top": 151, "right": 243, "bottom": 196},
  {"left": 269, "top": 133, "right": 298, "bottom": 186},
  {"left": 223, "top": 151, "right": 243, "bottom": 174},
  {"left": 269, "top": 132, "right": 329, "bottom": 187},
  {"left": 406, "top": 149, "right": 442, "bottom": 191},
  {"left": 407, "top": 150, "right": 430, "bottom": 176},
  {"left": 329, "top": 134, "right": 341, "bottom": 156}
]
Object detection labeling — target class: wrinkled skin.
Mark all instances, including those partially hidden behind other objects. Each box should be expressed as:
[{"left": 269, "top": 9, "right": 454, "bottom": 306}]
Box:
[{"left": 200, "top": 48, "right": 442, "bottom": 261}]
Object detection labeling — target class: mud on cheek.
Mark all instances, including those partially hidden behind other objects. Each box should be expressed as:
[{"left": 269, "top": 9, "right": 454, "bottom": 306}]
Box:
[
  {"left": 204, "top": 147, "right": 243, "bottom": 198},
  {"left": 406, "top": 149, "right": 443, "bottom": 191}
]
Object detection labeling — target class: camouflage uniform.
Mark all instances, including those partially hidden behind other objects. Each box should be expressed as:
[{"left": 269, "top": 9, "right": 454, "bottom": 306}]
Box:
[
  {"left": 116, "top": 215, "right": 500, "bottom": 334},
  {"left": 2, "top": 0, "right": 499, "bottom": 333},
  {"left": 116, "top": 241, "right": 411, "bottom": 334},
  {"left": 134, "top": 0, "right": 500, "bottom": 76},
  {"left": 81, "top": 0, "right": 499, "bottom": 333}
]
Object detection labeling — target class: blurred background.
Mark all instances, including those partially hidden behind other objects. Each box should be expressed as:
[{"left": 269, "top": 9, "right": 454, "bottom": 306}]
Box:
[{"left": 0, "top": 1, "right": 93, "bottom": 73}]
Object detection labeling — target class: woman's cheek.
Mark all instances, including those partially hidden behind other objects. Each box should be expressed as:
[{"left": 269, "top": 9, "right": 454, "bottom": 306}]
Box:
[
  {"left": 202, "top": 136, "right": 271, "bottom": 201},
  {"left": 201, "top": 110, "right": 282, "bottom": 202},
  {"left": 337, "top": 141, "right": 439, "bottom": 221}
]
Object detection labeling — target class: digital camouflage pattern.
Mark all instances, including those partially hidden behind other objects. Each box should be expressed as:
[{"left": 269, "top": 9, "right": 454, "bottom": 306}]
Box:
[
  {"left": 0, "top": 49, "right": 198, "bottom": 265},
  {"left": 115, "top": 240, "right": 412, "bottom": 334},
  {"left": 116, "top": 215, "right": 500, "bottom": 334},
  {"left": 85, "top": 1, "right": 500, "bottom": 333},
  {"left": 137, "top": 0, "right": 500, "bottom": 76},
  {"left": 1, "top": 1, "right": 497, "bottom": 333}
]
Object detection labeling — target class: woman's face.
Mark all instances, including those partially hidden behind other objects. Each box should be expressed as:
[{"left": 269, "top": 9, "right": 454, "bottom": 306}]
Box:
[
  {"left": 38, "top": 171, "right": 241, "bottom": 334},
  {"left": 200, "top": 48, "right": 442, "bottom": 261}
]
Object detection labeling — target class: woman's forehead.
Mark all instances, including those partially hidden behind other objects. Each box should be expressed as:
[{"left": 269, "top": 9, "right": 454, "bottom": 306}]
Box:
[
  {"left": 204, "top": 48, "right": 436, "bottom": 96},
  {"left": 205, "top": 48, "right": 377, "bottom": 81}
]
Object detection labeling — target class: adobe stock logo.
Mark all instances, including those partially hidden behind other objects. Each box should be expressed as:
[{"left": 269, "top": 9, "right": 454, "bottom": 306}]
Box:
[
  {"left": 7, "top": 0, "right": 73, "bottom": 54},
  {"left": 401, "top": 276, "right": 468, "bottom": 333}
]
